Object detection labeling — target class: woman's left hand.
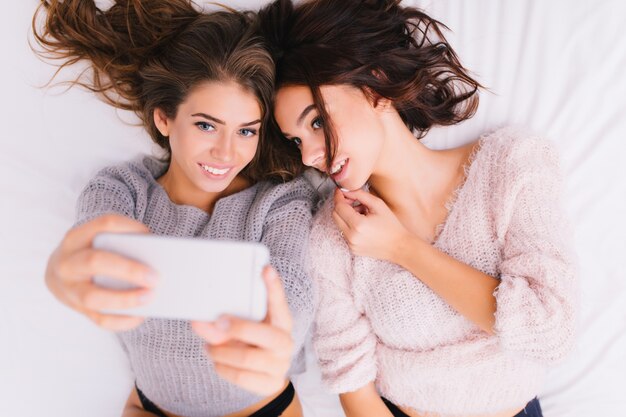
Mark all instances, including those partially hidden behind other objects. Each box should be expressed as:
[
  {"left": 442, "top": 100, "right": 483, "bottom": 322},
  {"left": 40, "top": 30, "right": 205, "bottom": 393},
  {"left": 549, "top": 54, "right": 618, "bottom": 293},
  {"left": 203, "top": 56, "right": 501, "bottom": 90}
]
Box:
[
  {"left": 332, "top": 188, "right": 409, "bottom": 261},
  {"left": 191, "top": 266, "right": 294, "bottom": 396}
]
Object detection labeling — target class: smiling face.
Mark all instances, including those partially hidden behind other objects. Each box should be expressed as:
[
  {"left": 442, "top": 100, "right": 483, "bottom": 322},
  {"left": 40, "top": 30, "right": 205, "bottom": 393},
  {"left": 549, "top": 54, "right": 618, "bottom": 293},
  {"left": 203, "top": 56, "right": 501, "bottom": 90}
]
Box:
[
  {"left": 274, "top": 84, "right": 386, "bottom": 191},
  {"left": 154, "top": 81, "right": 262, "bottom": 207}
]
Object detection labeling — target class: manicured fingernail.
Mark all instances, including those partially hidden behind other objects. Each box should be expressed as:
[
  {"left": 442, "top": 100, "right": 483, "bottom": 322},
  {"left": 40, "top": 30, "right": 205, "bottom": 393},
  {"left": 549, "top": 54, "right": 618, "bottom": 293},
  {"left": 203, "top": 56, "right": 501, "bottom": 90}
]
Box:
[
  {"left": 340, "top": 187, "right": 350, "bottom": 192},
  {"left": 216, "top": 316, "right": 230, "bottom": 331}
]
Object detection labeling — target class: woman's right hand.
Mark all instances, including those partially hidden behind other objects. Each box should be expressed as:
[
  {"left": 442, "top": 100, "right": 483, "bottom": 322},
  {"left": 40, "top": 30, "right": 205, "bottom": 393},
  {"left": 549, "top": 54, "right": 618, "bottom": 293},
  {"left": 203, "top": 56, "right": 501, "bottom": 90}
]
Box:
[
  {"left": 191, "top": 266, "right": 294, "bottom": 396},
  {"left": 45, "top": 214, "right": 158, "bottom": 331}
]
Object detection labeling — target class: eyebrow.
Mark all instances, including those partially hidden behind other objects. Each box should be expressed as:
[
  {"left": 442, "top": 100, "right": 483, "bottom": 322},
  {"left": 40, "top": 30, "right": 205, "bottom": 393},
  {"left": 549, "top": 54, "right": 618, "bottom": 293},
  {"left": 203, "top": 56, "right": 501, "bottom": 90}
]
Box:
[
  {"left": 297, "top": 104, "right": 316, "bottom": 126},
  {"left": 191, "top": 113, "right": 261, "bottom": 127},
  {"left": 283, "top": 104, "right": 317, "bottom": 137}
]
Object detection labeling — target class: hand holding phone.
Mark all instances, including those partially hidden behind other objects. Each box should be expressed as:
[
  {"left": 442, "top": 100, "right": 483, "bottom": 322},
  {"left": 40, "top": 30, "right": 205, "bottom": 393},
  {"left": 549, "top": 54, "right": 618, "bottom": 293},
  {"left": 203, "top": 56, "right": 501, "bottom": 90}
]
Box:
[{"left": 92, "top": 233, "right": 269, "bottom": 322}]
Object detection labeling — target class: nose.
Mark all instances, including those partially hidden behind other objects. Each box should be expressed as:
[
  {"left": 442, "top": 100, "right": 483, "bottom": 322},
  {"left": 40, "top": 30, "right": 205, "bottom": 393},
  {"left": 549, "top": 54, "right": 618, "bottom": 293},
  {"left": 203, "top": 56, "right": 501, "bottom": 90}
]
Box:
[
  {"left": 210, "top": 133, "right": 234, "bottom": 162},
  {"left": 301, "top": 135, "right": 326, "bottom": 170}
]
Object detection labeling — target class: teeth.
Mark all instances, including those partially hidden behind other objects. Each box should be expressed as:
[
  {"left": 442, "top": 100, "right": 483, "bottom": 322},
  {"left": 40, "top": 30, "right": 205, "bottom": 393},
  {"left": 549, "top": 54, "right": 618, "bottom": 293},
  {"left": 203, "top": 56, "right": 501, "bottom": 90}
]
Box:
[
  {"left": 201, "top": 164, "right": 230, "bottom": 175},
  {"left": 331, "top": 159, "right": 347, "bottom": 175}
]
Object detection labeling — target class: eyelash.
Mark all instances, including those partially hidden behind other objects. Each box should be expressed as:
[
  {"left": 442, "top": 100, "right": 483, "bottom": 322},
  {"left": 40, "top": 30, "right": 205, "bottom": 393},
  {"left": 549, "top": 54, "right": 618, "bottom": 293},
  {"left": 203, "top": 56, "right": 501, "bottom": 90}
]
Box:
[
  {"left": 311, "top": 117, "right": 323, "bottom": 129},
  {"left": 239, "top": 128, "right": 258, "bottom": 138},
  {"left": 288, "top": 117, "right": 322, "bottom": 148},
  {"left": 195, "top": 122, "right": 258, "bottom": 138},
  {"left": 195, "top": 122, "right": 215, "bottom": 132}
]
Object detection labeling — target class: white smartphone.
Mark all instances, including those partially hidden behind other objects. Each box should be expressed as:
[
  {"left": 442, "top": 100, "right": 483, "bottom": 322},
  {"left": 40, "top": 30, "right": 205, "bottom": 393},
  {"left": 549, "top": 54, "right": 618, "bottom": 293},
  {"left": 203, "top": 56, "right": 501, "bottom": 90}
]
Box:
[{"left": 92, "top": 233, "right": 269, "bottom": 322}]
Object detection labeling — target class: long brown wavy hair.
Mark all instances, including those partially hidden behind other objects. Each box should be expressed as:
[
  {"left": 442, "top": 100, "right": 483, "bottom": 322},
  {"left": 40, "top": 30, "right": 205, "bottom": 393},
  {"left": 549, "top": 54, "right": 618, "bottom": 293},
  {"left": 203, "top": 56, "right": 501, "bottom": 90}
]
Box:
[
  {"left": 259, "top": 0, "right": 482, "bottom": 175},
  {"left": 32, "top": 0, "right": 295, "bottom": 182}
]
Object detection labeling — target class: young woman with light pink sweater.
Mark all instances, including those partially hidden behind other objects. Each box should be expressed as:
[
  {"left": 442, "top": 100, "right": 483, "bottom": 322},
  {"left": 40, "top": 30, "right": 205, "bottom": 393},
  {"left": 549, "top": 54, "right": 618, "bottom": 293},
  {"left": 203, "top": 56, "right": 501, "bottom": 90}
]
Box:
[{"left": 259, "top": 1, "right": 577, "bottom": 416}]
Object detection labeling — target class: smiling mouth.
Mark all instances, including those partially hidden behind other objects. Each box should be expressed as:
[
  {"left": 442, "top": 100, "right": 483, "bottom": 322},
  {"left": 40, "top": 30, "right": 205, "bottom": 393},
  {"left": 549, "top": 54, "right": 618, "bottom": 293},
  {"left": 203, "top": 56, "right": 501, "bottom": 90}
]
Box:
[
  {"left": 330, "top": 158, "right": 348, "bottom": 175},
  {"left": 198, "top": 163, "right": 232, "bottom": 176}
]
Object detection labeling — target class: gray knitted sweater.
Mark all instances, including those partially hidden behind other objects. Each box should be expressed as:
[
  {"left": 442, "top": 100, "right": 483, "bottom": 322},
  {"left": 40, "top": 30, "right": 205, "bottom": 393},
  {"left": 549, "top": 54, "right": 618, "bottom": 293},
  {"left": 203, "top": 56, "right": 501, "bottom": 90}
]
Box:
[{"left": 75, "top": 155, "right": 317, "bottom": 417}]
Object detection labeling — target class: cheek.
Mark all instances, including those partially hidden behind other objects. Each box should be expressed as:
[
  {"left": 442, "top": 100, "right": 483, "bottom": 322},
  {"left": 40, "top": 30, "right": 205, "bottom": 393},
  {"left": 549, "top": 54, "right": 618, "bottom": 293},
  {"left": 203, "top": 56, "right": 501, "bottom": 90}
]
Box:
[{"left": 241, "top": 138, "right": 260, "bottom": 163}]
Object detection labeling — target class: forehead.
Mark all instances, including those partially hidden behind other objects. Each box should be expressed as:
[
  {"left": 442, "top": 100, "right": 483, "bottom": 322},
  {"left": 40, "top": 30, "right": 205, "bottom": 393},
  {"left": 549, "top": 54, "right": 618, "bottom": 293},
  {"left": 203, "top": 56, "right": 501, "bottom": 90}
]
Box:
[
  {"left": 275, "top": 85, "right": 314, "bottom": 109},
  {"left": 274, "top": 84, "right": 363, "bottom": 123},
  {"left": 181, "top": 81, "right": 262, "bottom": 118},
  {"left": 276, "top": 84, "right": 367, "bottom": 108}
]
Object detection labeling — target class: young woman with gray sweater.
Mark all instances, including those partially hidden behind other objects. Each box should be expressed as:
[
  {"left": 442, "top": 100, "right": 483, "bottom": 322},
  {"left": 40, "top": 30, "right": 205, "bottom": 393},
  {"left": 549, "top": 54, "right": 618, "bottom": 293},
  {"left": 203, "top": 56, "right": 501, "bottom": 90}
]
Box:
[{"left": 34, "top": 1, "right": 316, "bottom": 416}]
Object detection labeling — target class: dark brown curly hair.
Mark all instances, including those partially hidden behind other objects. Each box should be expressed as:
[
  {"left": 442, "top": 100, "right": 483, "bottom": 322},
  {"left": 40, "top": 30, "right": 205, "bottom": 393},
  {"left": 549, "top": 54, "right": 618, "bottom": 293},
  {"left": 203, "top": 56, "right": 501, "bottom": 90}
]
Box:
[
  {"left": 32, "top": 0, "right": 295, "bottom": 182},
  {"left": 259, "top": 0, "right": 482, "bottom": 175}
]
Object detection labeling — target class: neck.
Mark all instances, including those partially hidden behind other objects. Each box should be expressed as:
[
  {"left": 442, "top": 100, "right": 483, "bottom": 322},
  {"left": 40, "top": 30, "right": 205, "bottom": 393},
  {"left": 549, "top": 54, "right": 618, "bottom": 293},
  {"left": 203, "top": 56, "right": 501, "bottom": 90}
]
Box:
[
  {"left": 157, "top": 163, "right": 248, "bottom": 213},
  {"left": 367, "top": 115, "right": 435, "bottom": 212}
]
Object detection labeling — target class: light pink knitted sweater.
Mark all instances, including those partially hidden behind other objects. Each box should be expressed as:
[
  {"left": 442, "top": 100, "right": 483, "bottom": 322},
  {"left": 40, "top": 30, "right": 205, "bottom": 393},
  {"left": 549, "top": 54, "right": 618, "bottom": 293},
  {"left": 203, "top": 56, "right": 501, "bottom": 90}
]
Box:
[{"left": 309, "top": 128, "right": 577, "bottom": 416}]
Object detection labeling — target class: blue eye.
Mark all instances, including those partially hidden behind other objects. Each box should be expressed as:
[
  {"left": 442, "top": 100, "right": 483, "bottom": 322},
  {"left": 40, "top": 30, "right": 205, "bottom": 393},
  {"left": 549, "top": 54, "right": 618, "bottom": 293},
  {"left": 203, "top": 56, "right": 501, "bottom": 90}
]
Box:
[
  {"left": 311, "top": 117, "right": 323, "bottom": 129},
  {"left": 239, "top": 128, "right": 257, "bottom": 138},
  {"left": 195, "top": 122, "right": 215, "bottom": 132}
]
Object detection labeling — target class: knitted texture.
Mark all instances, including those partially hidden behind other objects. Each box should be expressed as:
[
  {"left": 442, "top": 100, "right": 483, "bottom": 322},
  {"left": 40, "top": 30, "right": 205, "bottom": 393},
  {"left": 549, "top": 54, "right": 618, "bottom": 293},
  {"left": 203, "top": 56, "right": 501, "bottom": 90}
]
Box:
[
  {"left": 76, "top": 155, "right": 317, "bottom": 417},
  {"left": 310, "top": 128, "right": 577, "bottom": 416}
]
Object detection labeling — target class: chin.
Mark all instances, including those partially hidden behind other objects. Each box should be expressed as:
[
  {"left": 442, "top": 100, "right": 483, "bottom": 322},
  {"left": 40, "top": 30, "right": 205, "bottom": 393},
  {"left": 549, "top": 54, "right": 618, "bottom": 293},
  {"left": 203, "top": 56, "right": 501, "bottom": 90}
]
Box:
[
  {"left": 337, "top": 178, "right": 368, "bottom": 192},
  {"left": 196, "top": 178, "right": 231, "bottom": 193}
]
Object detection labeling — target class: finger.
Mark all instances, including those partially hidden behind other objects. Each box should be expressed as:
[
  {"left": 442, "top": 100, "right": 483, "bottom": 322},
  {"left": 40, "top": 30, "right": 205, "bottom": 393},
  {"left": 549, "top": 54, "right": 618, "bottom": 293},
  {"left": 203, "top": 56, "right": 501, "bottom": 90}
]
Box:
[
  {"left": 333, "top": 198, "right": 363, "bottom": 229},
  {"left": 61, "top": 248, "right": 158, "bottom": 289},
  {"left": 191, "top": 318, "right": 293, "bottom": 354},
  {"left": 262, "top": 266, "right": 292, "bottom": 332},
  {"left": 205, "top": 344, "right": 286, "bottom": 375},
  {"left": 84, "top": 310, "right": 146, "bottom": 332},
  {"left": 62, "top": 214, "right": 150, "bottom": 254},
  {"left": 341, "top": 189, "right": 383, "bottom": 213},
  {"left": 68, "top": 281, "right": 155, "bottom": 312},
  {"left": 333, "top": 187, "right": 349, "bottom": 206},
  {"left": 212, "top": 363, "right": 287, "bottom": 396}
]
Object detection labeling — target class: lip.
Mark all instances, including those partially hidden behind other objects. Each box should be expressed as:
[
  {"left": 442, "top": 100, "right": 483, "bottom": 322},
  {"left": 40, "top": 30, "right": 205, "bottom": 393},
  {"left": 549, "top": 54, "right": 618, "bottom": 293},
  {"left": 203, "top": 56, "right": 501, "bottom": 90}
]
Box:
[
  {"left": 197, "top": 162, "right": 233, "bottom": 179},
  {"left": 330, "top": 158, "right": 349, "bottom": 183}
]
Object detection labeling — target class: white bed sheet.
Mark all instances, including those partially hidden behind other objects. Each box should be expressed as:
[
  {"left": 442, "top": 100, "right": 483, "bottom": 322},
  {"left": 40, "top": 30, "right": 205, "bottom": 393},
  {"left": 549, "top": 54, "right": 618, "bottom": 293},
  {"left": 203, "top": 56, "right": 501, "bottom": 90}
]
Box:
[{"left": 1, "top": 1, "right": 625, "bottom": 416}]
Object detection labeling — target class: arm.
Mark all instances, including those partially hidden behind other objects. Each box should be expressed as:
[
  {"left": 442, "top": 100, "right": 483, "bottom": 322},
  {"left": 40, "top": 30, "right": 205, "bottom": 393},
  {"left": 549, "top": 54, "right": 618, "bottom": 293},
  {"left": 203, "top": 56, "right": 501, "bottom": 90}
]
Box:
[
  {"left": 337, "top": 138, "right": 577, "bottom": 362},
  {"left": 258, "top": 181, "right": 317, "bottom": 359},
  {"left": 334, "top": 189, "right": 498, "bottom": 333},
  {"left": 489, "top": 140, "right": 577, "bottom": 362},
  {"left": 339, "top": 383, "right": 394, "bottom": 417},
  {"left": 46, "top": 166, "right": 155, "bottom": 331},
  {"left": 393, "top": 234, "right": 498, "bottom": 333},
  {"left": 309, "top": 202, "right": 379, "bottom": 402},
  {"left": 46, "top": 214, "right": 155, "bottom": 330},
  {"left": 190, "top": 179, "right": 317, "bottom": 395}
]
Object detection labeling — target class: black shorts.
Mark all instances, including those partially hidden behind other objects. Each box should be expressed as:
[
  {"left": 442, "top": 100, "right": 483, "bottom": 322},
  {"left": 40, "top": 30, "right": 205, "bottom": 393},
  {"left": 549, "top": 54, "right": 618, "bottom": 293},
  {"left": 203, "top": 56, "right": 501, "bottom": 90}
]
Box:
[
  {"left": 137, "top": 381, "right": 295, "bottom": 417},
  {"left": 382, "top": 397, "right": 543, "bottom": 417}
]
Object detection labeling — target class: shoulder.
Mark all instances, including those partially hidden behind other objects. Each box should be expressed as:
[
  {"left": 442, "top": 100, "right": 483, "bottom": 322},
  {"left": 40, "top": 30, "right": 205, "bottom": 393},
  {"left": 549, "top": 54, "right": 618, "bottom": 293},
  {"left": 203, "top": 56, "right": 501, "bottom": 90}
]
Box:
[
  {"left": 308, "top": 197, "right": 353, "bottom": 285},
  {"left": 256, "top": 175, "right": 320, "bottom": 214},
  {"left": 87, "top": 154, "right": 167, "bottom": 192},
  {"left": 310, "top": 197, "right": 347, "bottom": 253},
  {"left": 478, "top": 127, "right": 561, "bottom": 170}
]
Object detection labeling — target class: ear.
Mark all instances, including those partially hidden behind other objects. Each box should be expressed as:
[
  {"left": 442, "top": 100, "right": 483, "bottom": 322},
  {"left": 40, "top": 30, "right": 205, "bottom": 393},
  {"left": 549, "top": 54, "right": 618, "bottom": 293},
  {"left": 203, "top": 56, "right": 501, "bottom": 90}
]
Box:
[
  {"left": 153, "top": 108, "right": 170, "bottom": 137},
  {"left": 365, "top": 69, "right": 393, "bottom": 112},
  {"left": 363, "top": 86, "right": 392, "bottom": 112}
]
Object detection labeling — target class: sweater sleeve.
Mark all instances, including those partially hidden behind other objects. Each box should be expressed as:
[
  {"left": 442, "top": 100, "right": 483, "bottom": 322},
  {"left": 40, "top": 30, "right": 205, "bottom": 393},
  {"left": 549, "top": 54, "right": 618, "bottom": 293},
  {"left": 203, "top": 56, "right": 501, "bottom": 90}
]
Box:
[
  {"left": 310, "top": 201, "right": 378, "bottom": 393},
  {"left": 75, "top": 165, "right": 138, "bottom": 226},
  {"left": 260, "top": 178, "right": 317, "bottom": 375},
  {"left": 493, "top": 138, "right": 578, "bottom": 364}
]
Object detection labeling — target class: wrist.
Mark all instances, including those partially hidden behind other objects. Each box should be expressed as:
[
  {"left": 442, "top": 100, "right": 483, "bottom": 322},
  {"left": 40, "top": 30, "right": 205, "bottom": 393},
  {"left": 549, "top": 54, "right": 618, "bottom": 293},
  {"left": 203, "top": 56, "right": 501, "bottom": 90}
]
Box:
[{"left": 392, "top": 231, "right": 426, "bottom": 267}]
